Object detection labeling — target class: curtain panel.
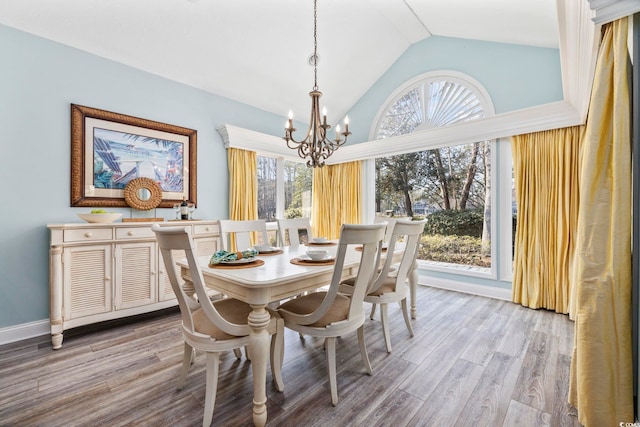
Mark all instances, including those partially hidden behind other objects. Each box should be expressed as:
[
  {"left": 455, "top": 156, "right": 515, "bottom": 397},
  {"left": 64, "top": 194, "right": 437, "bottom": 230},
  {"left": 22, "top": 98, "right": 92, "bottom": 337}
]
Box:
[
  {"left": 312, "top": 161, "right": 362, "bottom": 239},
  {"left": 568, "top": 18, "right": 633, "bottom": 426},
  {"left": 511, "top": 126, "right": 583, "bottom": 313},
  {"left": 227, "top": 147, "right": 258, "bottom": 246}
]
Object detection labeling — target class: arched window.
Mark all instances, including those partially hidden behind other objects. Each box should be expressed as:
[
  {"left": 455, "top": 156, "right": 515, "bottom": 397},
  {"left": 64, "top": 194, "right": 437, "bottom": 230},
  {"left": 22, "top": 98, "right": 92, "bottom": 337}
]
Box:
[
  {"left": 372, "top": 72, "right": 494, "bottom": 274},
  {"left": 372, "top": 72, "right": 492, "bottom": 139}
]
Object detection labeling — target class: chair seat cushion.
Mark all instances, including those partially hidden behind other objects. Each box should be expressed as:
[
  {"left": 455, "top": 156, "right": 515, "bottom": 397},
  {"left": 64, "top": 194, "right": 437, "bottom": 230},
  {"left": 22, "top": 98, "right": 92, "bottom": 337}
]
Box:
[
  {"left": 278, "top": 291, "right": 350, "bottom": 327},
  {"left": 341, "top": 276, "right": 396, "bottom": 296},
  {"left": 192, "top": 297, "right": 252, "bottom": 340}
]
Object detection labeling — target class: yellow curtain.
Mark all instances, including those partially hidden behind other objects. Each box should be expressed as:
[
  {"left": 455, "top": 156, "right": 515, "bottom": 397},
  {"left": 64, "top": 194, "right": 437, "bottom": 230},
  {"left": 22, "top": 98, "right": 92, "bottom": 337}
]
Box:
[
  {"left": 312, "top": 161, "right": 362, "bottom": 239},
  {"left": 227, "top": 147, "right": 258, "bottom": 246},
  {"left": 511, "top": 126, "right": 582, "bottom": 313},
  {"left": 568, "top": 19, "right": 633, "bottom": 426}
]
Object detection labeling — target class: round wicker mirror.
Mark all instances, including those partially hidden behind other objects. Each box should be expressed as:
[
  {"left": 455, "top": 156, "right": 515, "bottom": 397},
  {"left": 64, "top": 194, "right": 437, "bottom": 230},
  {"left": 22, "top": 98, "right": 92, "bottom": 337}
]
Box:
[{"left": 124, "top": 177, "right": 162, "bottom": 210}]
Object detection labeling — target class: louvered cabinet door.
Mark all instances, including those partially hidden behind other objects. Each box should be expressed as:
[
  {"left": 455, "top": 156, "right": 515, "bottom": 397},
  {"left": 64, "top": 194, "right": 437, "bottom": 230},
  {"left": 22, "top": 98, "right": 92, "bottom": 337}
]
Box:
[
  {"left": 158, "top": 248, "right": 184, "bottom": 301},
  {"left": 63, "top": 245, "right": 112, "bottom": 320},
  {"left": 114, "top": 242, "right": 157, "bottom": 310}
]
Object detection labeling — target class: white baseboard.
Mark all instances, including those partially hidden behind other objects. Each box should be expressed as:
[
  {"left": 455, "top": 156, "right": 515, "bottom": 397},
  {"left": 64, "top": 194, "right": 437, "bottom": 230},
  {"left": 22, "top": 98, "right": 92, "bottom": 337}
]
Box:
[
  {"left": 418, "top": 276, "right": 512, "bottom": 301},
  {"left": 0, "top": 319, "right": 50, "bottom": 346}
]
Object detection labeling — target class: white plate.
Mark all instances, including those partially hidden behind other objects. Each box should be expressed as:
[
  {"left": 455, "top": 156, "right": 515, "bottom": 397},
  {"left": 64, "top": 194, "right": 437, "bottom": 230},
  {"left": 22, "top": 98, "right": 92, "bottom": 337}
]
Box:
[
  {"left": 257, "top": 247, "right": 279, "bottom": 254},
  {"left": 220, "top": 257, "right": 257, "bottom": 265},
  {"left": 298, "top": 255, "right": 333, "bottom": 262}
]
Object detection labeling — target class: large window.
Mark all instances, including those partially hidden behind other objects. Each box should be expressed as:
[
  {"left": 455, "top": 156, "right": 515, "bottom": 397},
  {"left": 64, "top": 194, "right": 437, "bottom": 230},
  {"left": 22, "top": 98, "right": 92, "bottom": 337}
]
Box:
[
  {"left": 258, "top": 156, "right": 312, "bottom": 223},
  {"left": 257, "top": 156, "right": 277, "bottom": 221},
  {"left": 373, "top": 74, "right": 493, "bottom": 272},
  {"left": 284, "top": 160, "right": 312, "bottom": 219}
]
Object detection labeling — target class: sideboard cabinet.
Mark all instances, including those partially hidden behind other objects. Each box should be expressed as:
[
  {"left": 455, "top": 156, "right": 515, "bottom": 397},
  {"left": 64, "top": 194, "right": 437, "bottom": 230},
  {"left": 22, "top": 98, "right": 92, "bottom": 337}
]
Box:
[{"left": 47, "top": 220, "right": 220, "bottom": 349}]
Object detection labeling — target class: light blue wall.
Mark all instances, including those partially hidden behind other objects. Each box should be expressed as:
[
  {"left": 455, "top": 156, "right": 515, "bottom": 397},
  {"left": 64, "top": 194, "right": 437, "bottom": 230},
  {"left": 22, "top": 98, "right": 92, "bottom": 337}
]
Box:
[
  {"left": 347, "top": 36, "right": 563, "bottom": 143},
  {"left": 0, "top": 24, "right": 286, "bottom": 328}
]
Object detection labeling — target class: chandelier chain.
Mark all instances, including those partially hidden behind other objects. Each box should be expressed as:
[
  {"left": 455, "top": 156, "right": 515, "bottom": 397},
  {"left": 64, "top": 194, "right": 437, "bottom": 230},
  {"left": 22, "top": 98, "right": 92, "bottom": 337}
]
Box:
[
  {"left": 313, "top": 0, "right": 318, "bottom": 90},
  {"left": 283, "top": 0, "right": 351, "bottom": 167}
]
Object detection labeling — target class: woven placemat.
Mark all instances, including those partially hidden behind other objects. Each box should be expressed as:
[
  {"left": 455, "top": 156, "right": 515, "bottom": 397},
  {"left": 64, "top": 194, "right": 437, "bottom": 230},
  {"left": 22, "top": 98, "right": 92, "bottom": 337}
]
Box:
[
  {"left": 290, "top": 257, "right": 335, "bottom": 266},
  {"left": 306, "top": 242, "right": 337, "bottom": 246},
  {"left": 355, "top": 246, "right": 387, "bottom": 252},
  {"left": 208, "top": 259, "right": 265, "bottom": 269},
  {"left": 257, "top": 249, "right": 284, "bottom": 256}
]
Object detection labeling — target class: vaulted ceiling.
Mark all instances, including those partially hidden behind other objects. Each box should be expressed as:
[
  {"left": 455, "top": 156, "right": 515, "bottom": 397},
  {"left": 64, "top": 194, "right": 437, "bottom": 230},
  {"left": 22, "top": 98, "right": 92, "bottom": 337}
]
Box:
[{"left": 0, "top": 0, "right": 560, "bottom": 123}]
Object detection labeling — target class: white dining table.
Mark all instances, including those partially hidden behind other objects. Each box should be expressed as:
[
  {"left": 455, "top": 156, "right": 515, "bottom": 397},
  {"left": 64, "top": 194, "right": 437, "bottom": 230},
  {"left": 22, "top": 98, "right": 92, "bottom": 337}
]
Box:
[{"left": 176, "top": 243, "right": 415, "bottom": 427}]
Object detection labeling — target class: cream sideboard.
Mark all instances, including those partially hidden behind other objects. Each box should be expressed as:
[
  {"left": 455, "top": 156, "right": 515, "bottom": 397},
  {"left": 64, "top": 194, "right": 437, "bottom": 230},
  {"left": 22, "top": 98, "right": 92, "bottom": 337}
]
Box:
[{"left": 47, "top": 220, "right": 220, "bottom": 349}]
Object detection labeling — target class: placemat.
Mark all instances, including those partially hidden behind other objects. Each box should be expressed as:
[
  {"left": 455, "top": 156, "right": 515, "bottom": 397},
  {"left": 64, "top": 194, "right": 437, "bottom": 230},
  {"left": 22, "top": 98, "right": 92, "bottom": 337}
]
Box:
[
  {"left": 208, "top": 259, "right": 265, "bottom": 269},
  {"left": 257, "top": 249, "right": 284, "bottom": 256},
  {"left": 355, "top": 246, "right": 387, "bottom": 252},
  {"left": 290, "top": 257, "right": 335, "bottom": 266},
  {"left": 306, "top": 242, "right": 337, "bottom": 246}
]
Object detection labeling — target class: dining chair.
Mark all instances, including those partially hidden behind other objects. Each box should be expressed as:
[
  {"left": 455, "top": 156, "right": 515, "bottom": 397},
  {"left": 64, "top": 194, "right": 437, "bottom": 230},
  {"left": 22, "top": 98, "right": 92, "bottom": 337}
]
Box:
[
  {"left": 340, "top": 219, "right": 426, "bottom": 353},
  {"left": 152, "top": 224, "right": 284, "bottom": 427},
  {"left": 277, "top": 223, "right": 386, "bottom": 405},
  {"left": 277, "top": 217, "right": 313, "bottom": 248},
  {"left": 219, "top": 219, "right": 269, "bottom": 252},
  {"left": 373, "top": 215, "right": 410, "bottom": 243}
]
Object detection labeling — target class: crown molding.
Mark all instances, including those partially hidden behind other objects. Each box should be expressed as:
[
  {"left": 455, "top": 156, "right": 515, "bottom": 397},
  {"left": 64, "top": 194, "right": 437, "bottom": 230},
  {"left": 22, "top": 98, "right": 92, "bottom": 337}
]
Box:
[
  {"left": 217, "top": 124, "right": 303, "bottom": 162},
  {"left": 588, "top": 0, "right": 640, "bottom": 24},
  {"left": 557, "top": 0, "right": 600, "bottom": 123},
  {"left": 327, "top": 101, "right": 581, "bottom": 163}
]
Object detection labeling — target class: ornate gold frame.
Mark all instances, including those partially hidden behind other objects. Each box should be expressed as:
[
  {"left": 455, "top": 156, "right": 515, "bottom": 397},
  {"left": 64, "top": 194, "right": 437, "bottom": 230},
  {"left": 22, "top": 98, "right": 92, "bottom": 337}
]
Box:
[
  {"left": 70, "top": 104, "right": 197, "bottom": 208},
  {"left": 124, "top": 177, "right": 163, "bottom": 211}
]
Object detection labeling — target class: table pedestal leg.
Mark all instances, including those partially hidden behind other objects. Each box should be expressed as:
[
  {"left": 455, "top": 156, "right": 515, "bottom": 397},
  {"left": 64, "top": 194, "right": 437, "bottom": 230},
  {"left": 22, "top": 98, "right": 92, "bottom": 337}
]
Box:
[{"left": 248, "top": 304, "right": 271, "bottom": 427}]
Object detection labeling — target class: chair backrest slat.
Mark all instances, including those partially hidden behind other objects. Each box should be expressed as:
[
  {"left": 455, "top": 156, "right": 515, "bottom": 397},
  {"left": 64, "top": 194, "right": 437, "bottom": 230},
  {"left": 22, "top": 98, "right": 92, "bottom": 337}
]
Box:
[
  {"left": 369, "top": 219, "right": 426, "bottom": 295},
  {"left": 277, "top": 217, "right": 313, "bottom": 248},
  {"left": 281, "top": 223, "right": 386, "bottom": 326},
  {"left": 219, "top": 219, "right": 269, "bottom": 252},
  {"left": 152, "top": 224, "right": 250, "bottom": 337}
]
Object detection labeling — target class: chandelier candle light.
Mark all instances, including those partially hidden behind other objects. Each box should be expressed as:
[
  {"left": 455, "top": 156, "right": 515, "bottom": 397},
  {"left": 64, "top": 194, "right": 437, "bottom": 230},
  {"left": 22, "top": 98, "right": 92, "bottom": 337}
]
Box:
[{"left": 284, "top": 0, "right": 351, "bottom": 168}]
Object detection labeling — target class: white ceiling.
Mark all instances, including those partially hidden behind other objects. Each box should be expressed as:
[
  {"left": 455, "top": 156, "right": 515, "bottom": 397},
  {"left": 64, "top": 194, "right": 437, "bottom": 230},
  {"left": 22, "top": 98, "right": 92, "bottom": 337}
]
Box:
[{"left": 0, "top": 0, "right": 559, "bottom": 125}]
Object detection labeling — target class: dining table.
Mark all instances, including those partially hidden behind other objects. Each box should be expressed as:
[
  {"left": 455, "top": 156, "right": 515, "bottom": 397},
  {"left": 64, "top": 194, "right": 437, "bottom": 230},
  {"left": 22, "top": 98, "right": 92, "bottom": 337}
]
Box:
[{"left": 176, "top": 242, "right": 416, "bottom": 427}]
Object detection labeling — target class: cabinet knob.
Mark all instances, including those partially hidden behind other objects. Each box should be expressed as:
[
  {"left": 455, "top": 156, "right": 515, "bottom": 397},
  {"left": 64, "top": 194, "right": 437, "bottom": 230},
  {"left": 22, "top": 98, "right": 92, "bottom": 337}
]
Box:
[
  {"left": 205, "top": 227, "right": 210, "bottom": 232},
  {"left": 84, "top": 232, "right": 92, "bottom": 238},
  {"left": 127, "top": 231, "right": 134, "bottom": 236}
]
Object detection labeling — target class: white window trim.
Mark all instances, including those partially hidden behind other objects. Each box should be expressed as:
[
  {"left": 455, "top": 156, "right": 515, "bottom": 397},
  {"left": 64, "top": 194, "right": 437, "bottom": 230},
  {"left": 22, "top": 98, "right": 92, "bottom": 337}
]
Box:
[
  {"left": 498, "top": 138, "right": 515, "bottom": 282},
  {"left": 369, "top": 71, "right": 499, "bottom": 280},
  {"left": 369, "top": 70, "right": 496, "bottom": 141}
]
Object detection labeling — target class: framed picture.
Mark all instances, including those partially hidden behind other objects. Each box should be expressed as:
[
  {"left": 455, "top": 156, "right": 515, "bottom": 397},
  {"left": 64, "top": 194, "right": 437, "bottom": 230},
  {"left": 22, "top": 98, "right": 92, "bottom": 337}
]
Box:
[{"left": 70, "top": 104, "right": 197, "bottom": 208}]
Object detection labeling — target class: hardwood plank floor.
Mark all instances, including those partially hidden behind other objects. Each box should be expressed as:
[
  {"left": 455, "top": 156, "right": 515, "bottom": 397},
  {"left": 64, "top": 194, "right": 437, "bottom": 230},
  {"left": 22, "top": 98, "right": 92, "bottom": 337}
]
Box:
[{"left": 0, "top": 285, "right": 582, "bottom": 426}]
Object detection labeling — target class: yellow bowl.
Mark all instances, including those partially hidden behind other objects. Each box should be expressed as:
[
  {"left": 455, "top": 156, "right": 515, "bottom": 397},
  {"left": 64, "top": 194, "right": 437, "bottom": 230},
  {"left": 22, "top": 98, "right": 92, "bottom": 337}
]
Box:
[{"left": 77, "top": 213, "right": 123, "bottom": 223}]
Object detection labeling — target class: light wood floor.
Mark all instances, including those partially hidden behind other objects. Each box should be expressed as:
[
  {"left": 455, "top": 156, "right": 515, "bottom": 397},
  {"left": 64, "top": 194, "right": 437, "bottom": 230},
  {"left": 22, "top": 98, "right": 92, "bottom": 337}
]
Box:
[{"left": 0, "top": 285, "right": 582, "bottom": 426}]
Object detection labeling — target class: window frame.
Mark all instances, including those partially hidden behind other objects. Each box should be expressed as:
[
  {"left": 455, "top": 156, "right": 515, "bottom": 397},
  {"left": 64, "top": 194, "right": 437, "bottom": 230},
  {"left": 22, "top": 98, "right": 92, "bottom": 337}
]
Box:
[{"left": 369, "top": 71, "right": 499, "bottom": 280}]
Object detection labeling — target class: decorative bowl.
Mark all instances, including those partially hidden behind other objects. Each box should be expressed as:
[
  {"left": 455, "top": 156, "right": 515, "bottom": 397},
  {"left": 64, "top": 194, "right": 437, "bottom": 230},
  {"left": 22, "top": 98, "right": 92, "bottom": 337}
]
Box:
[
  {"left": 77, "top": 213, "right": 123, "bottom": 223},
  {"left": 306, "top": 250, "right": 329, "bottom": 260}
]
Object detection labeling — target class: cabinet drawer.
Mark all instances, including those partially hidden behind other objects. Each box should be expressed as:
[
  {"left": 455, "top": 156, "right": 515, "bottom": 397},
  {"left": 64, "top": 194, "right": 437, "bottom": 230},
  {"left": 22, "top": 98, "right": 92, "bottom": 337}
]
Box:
[
  {"left": 194, "top": 224, "right": 219, "bottom": 235},
  {"left": 116, "top": 227, "right": 155, "bottom": 240},
  {"left": 64, "top": 228, "right": 113, "bottom": 242}
]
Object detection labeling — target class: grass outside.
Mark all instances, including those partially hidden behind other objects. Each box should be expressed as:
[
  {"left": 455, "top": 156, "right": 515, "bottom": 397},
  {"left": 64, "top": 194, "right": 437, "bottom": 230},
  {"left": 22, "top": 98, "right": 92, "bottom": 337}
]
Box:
[{"left": 418, "top": 234, "right": 491, "bottom": 268}]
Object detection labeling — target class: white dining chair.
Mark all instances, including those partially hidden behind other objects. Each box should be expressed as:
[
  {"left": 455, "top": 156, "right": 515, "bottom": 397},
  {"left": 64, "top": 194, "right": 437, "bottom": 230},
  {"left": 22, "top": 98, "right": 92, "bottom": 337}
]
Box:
[
  {"left": 374, "top": 215, "right": 410, "bottom": 243},
  {"left": 277, "top": 217, "right": 313, "bottom": 248},
  {"left": 152, "top": 224, "right": 284, "bottom": 427},
  {"left": 219, "top": 219, "right": 269, "bottom": 252},
  {"left": 277, "top": 223, "right": 386, "bottom": 405},
  {"left": 340, "top": 219, "right": 426, "bottom": 353}
]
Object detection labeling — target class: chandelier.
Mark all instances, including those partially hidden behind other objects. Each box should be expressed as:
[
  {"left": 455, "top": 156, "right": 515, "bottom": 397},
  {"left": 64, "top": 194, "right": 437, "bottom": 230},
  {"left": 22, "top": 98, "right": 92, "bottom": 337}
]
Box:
[{"left": 284, "top": 0, "right": 351, "bottom": 168}]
